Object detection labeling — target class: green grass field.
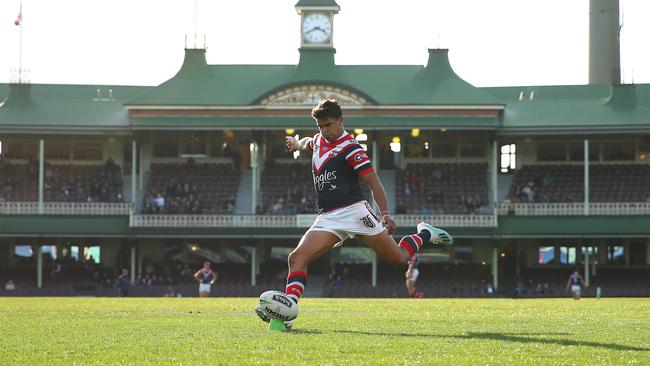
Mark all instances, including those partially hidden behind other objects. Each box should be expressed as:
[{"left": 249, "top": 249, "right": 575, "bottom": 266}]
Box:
[{"left": 1, "top": 297, "right": 649, "bottom": 365}]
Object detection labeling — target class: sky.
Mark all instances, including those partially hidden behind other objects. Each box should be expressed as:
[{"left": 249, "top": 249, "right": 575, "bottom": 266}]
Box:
[{"left": 0, "top": 0, "right": 649, "bottom": 87}]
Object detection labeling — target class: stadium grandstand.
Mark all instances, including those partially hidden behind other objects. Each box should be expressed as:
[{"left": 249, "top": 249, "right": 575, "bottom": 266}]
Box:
[{"left": 1, "top": 0, "right": 649, "bottom": 299}]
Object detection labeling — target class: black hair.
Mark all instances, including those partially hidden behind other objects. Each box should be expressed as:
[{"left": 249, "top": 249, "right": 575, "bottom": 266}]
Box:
[{"left": 311, "top": 99, "right": 342, "bottom": 120}]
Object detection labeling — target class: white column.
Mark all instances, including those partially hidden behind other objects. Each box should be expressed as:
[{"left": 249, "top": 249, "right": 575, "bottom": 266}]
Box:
[
  {"left": 251, "top": 246, "right": 257, "bottom": 286},
  {"left": 372, "top": 140, "right": 379, "bottom": 172},
  {"left": 250, "top": 142, "right": 258, "bottom": 213},
  {"left": 371, "top": 250, "right": 377, "bottom": 288},
  {"left": 491, "top": 140, "right": 498, "bottom": 220},
  {"left": 584, "top": 248, "right": 590, "bottom": 287},
  {"left": 584, "top": 139, "right": 590, "bottom": 215},
  {"left": 131, "top": 140, "right": 137, "bottom": 205},
  {"left": 38, "top": 139, "right": 45, "bottom": 214},
  {"left": 138, "top": 144, "right": 144, "bottom": 191},
  {"left": 130, "top": 245, "right": 136, "bottom": 284},
  {"left": 36, "top": 245, "right": 43, "bottom": 288},
  {"left": 492, "top": 247, "right": 498, "bottom": 291}
]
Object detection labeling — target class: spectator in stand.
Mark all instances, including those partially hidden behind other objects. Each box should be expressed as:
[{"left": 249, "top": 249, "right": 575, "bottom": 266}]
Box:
[
  {"left": 164, "top": 286, "right": 177, "bottom": 297},
  {"left": 115, "top": 269, "right": 130, "bottom": 297},
  {"left": 155, "top": 193, "right": 165, "bottom": 213},
  {"left": 522, "top": 182, "right": 535, "bottom": 202},
  {"left": 180, "top": 264, "right": 192, "bottom": 279},
  {"left": 141, "top": 274, "right": 153, "bottom": 286},
  {"left": 5, "top": 279, "right": 16, "bottom": 291},
  {"left": 51, "top": 260, "right": 62, "bottom": 282},
  {"left": 485, "top": 283, "right": 494, "bottom": 296},
  {"left": 334, "top": 276, "right": 345, "bottom": 286}
]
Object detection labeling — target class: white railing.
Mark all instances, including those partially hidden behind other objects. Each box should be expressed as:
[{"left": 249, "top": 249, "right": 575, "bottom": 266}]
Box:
[
  {"left": 0, "top": 202, "right": 133, "bottom": 215},
  {"left": 497, "top": 202, "right": 650, "bottom": 216},
  {"left": 129, "top": 214, "right": 497, "bottom": 228},
  {"left": 129, "top": 215, "right": 298, "bottom": 228},
  {"left": 393, "top": 215, "right": 497, "bottom": 228}
]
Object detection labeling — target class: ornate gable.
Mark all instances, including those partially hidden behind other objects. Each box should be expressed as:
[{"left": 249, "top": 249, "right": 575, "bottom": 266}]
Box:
[{"left": 259, "top": 84, "right": 370, "bottom": 106}]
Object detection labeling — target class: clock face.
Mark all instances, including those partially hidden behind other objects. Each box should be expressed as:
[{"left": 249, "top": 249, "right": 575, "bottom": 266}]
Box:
[{"left": 302, "top": 13, "right": 332, "bottom": 44}]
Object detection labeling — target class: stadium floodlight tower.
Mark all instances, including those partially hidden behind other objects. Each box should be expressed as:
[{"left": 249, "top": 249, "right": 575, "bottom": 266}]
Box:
[{"left": 589, "top": 0, "right": 621, "bottom": 85}]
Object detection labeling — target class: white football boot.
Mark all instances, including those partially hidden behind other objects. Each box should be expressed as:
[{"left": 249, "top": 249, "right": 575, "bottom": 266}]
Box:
[{"left": 417, "top": 222, "right": 453, "bottom": 246}]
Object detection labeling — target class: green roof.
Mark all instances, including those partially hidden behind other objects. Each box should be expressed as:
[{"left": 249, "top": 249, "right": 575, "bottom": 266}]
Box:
[
  {"left": 2, "top": 47, "right": 650, "bottom": 134},
  {"left": 295, "top": 0, "right": 339, "bottom": 8},
  {"left": 127, "top": 48, "right": 503, "bottom": 107},
  {"left": 485, "top": 84, "right": 650, "bottom": 133},
  {"left": 0, "top": 83, "right": 150, "bottom": 133}
]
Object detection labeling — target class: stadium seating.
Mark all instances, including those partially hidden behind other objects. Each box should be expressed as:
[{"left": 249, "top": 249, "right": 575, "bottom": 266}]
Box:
[
  {"left": 258, "top": 161, "right": 317, "bottom": 214},
  {"left": 143, "top": 162, "right": 239, "bottom": 214},
  {"left": 395, "top": 163, "right": 489, "bottom": 214},
  {"left": 507, "top": 164, "right": 650, "bottom": 203},
  {"left": 0, "top": 162, "right": 123, "bottom": 202}
]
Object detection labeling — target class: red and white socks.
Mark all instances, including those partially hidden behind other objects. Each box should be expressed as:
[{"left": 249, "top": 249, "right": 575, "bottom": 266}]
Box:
[
  {"left": 285, "top": 271, "right": 307, "bottom": 304},
  {"left": 398, "top": 230, "right": 432, "bottom": 257}
]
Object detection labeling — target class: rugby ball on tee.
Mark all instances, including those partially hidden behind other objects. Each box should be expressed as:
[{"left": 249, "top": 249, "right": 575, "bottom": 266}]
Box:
[{"left": 259, "top": 290, "right": 299, "bottom": 321}]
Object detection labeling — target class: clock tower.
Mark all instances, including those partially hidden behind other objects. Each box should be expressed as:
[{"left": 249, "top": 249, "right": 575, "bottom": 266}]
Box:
[{"left": 295, "top": 0, "right": 340, "bottom": 49}]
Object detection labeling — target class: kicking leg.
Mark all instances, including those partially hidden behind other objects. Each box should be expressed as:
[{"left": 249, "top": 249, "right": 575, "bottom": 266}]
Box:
[{"left": 359, "top": 222, "right": 453, "bottom": 266}]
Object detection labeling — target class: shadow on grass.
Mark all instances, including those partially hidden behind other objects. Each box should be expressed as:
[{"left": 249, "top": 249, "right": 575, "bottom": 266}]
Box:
[{"left": 333, "top": 330, "right": 650, "bottom": 352}]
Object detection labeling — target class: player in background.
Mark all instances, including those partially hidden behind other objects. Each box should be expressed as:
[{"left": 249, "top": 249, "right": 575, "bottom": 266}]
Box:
[
  {"left": 194, "top": 261, "right": 217, "bottom": 298},
  {"left": 565, "top": 269, "right": 585, "bottom": 300},
  {"left": 405, "top": 254, "right": 422, "bottom": 298},
  {"left": 256, "top": 99, "right": 453, "bottom": 326}
]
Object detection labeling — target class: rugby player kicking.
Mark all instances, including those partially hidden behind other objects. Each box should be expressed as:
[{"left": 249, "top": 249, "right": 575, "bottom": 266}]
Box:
[{"left": 256, "top": 99, "right": 453, "bottom": 328}]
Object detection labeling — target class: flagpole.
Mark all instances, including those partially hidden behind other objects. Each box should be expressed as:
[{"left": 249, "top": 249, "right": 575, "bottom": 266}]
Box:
[{"left": 18, "top": 1, "right": 23, "bottom": 83}]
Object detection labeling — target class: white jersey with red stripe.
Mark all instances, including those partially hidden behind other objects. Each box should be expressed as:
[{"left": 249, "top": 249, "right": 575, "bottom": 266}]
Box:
[{"left": 308, "top": 131, "right": 373, "bottom": 212}]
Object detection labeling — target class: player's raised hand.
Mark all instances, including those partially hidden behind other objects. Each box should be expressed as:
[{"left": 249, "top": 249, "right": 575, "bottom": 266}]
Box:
[
  {"left": 382, "top": 214, "right": 396, "bottom": 235},
  {"left": 286, "top": 136, "right": 298, "bottom": 152}
]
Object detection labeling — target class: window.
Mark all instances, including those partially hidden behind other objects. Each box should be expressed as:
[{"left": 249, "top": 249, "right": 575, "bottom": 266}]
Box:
[
  {"left": 70, "top": 246, "right": 80, "bottom": 261},
  {"left": 537, "top": 143, "right": 566, "bottom": 162},
  {"left": 431, "top": 142, "right": 455, "bottom": 158},
  {"left": 42, "top": 245, "right": 58, "bottom": 261},
  {"left": 569, "top": 144, "right": 600, "bottom": 162},
  {"left": 73, "top": 144, "right": 102, "bottom": 160},
  {"left": 181, "top": 132, "right": 207, "bottom": 157},
  {"left": 538, "top": 246, "right": 555, "bottom": 264},
  {"left": 460, "top": 144, "right": 485, "bottom": 158},
  {"left": 14, "top": 245, "right": 33, "bottom": 258},
  {"left": 46, "top": 143, "right": 71, "bottom": 160},
  {"left": 84, "top": 246, "right": 100, "bottom": 263},
  {"left": 153, "top": 140, "right": 179, "bottom": 158},
  {"left": 581, "top": 246, "right": 598, "bottom": 263},
  {"left": 607, "top": 245, "right": 624, "bottom": 264},
  {"left": 603, "top": 143, "right": 634, "bottom": 161},
  {"left": 5, "top": 141, "right": 37, "bottom": 159},
  {"left": 560, "top": 246, "right": 576, "bottom": 264},
  {"left": 500, "top": 143, "right": 516, "bottom": 173}
]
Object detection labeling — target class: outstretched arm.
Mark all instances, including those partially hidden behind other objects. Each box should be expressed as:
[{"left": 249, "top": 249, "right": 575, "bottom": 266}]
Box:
[
  {"left": 360, "top": 170, "right": 396, "bottom": 234},
  {"left": 286, "top": 136, "right": 313, "bottom": 152}
]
